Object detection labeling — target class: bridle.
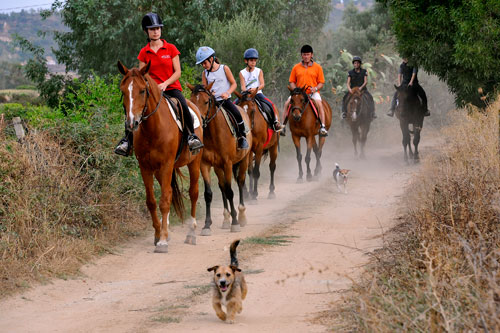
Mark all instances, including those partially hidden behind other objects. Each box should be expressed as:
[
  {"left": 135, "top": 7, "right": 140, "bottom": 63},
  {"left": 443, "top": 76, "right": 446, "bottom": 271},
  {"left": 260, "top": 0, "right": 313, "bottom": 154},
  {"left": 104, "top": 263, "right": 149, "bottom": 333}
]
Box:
[
  {"left": 122, "top": 74, "right": 162, "bottom": 127},
  {"left": 290, "top": 88, "right": 311, "bottom": 121},
  {"left": 238, "top": 90, "right": 257, "bottom": 129},
  {"left": 192, "top": 85, "right": 223, "bottom": 128}
]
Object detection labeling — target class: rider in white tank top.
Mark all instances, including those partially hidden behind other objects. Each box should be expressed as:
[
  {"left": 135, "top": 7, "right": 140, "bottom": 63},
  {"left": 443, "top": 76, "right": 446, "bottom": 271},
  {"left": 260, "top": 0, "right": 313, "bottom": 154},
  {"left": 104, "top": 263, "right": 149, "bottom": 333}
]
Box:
[
  {"left": 204, "top": 65, "right": 231, "bottom": 102},
  {"left": 239, "top": 67, "right": 262, "bottom": 94}
]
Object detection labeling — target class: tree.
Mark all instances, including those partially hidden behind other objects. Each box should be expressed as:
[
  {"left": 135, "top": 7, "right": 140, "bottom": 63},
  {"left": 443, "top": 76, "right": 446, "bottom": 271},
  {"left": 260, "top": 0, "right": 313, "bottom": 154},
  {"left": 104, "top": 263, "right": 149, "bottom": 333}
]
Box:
[{"left": 378, "top": 0, "right": 500, "bottom": 107}]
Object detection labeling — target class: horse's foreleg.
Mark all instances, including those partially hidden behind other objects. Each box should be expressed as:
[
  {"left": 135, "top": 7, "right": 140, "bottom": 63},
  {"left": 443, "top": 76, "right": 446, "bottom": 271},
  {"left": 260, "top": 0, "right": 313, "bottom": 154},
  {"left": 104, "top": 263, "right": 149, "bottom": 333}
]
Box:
[
  {"left": 313, "top": 137, "right": 324, "bottom": 177},
  {"left": 292, "top": 134, "right": 303, "bottom": 182},
  {"left": 400, "top": 121, "right": 410, "bottom": 163},
  {"left": 201, "top": 163, "right": 213, "bottom": 236},
  {"left": 413, "top": 126, "right": 422, "bottom": 162},
  {"left": 140, "top": 167, "right": 161, "bottom": 246},
  {"left": 360, "top": 124, "right": 370, "bottom": 159},
  {"left": 305, "top": 136, "right": 314, "bottom": 182},
  {"left": 246, "top": 151, "right": 253, "bottom": 199},
  {"left": 214, "top": 167, "right": 231, "bottom": 229},
  {"left": 237, "top": 155, "right": 250, "bottom": 227},
  {"left": 268, "top": 143, "right": 278, "bottom": 199},
  {"left": 155, "top": 166, "right": 174, "bottom": 253},
  {"left": 184, "top": 159, "right": 200, "bottom": 245},
  {"left": 251, "top": 149, "right": 263, "bottom": 201},
  {"left": 351, "top": 125, "right": 359, "bottom": 157},
  {"left": 223, "top": 163, "right": 240, "bottom": 232}
]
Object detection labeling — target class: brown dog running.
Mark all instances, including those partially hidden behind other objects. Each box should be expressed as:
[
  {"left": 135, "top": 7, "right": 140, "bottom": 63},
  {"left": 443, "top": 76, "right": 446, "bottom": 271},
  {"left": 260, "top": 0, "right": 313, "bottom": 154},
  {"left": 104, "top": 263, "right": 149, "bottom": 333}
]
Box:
[{"left": 207, "top": 240, "right": 248, "bottom": 323}]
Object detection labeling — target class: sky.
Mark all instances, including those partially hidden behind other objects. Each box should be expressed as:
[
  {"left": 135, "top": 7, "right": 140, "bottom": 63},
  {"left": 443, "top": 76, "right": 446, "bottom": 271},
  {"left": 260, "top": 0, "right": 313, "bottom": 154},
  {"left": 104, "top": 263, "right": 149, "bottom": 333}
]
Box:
[{"left": 0, "top": 0, "right": 55, "bottom": 14}]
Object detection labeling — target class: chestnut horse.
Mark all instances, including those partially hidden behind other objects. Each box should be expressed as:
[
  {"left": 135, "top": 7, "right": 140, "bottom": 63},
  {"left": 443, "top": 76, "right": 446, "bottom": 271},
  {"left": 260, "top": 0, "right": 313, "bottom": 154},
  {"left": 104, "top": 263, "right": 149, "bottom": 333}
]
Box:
[
  {"left": 395, "top": 83, "right": 425, "bottom": 163},
  {"left": 118, "top": 61, "right": 202, "bottom": 253},
  {"left": 287, "top": 86, "right": 332, "bottom": 182},
  {"left": 345, "top": 87, "right": 373, "bottom": 159},
  {"left": 234, "top": 89, "right": 279, "bottom": 201},
  {"left": 187, "top": 83, "right": 252, "bottom": 235}
]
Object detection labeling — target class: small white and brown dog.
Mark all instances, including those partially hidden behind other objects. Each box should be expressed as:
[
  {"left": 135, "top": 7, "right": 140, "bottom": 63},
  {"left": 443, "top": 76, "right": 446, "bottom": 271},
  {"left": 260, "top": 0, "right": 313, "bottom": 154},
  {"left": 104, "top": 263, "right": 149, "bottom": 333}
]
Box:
[
  {"left": 333, "top": 163, "right": 350, "bottom": 194},
  {"left": 207, "top": 240, "right": 247, "bottom": 324}
]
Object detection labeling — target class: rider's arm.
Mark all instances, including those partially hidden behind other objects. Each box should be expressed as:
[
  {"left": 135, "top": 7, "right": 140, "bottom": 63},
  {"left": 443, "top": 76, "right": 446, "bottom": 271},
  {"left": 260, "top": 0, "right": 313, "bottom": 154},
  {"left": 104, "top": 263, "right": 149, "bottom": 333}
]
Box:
[
  {"left": 312, "top": 82, "right": 324, "bottom": 93},
  {"left": 360, "top": 74, "right": 368, "bottom": 90},
  {"left": 239, "top": 71, "right": 246, "bottom": 91},
  {"left": 289, "top": 82, "right": 297, "bottom": 89},
  {"left": 158, "top": 55, "right": 181, "bottom": 91},
  {"left": 409, "top": 73, "right": 416, "bottom": 86},
  {"left": 398, "top": 73, "right": 402, "bottom": 86},
  {"left": 258, "top": 69, "right": 265, "bottom": 91},
  {"left": 222, "top": 65, "right": 237, "bottom": 99},
  {"left": 202, "top": 70, "right": 207, "bottom": 86},
  {"left": 347, "top": 76, "right": 352, "bottom": 93}
]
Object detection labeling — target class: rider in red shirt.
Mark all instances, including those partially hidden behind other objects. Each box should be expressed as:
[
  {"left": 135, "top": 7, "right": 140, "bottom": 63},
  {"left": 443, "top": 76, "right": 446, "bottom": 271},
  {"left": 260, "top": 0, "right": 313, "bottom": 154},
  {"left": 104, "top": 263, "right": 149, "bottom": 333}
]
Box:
[{"left": 115, "top": 13, "right": 203, "bottom": 156}]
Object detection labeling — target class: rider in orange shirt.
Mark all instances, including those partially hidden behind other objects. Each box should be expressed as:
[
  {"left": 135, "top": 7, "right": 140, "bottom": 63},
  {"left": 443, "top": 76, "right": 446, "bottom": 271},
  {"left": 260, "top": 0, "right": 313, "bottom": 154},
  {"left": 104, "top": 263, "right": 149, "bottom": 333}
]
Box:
[{"left": 282, "top": 45, "right": 328, "bottom": 137}]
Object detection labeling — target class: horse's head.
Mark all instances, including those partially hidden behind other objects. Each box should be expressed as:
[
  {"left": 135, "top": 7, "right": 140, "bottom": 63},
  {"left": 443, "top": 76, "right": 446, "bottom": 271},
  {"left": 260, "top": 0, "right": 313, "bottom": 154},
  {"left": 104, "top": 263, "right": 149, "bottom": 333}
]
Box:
[
  {"left": 394, "top": 84, "right": 418, "bottom": 116},
  {"left": 118, "top": 60, "right": 160, "bottom": 131},
  {"left": 288, "top": 85, "right": 309, "bottom": 122},
  {"left": 187, "top": 81, "right": 215, "bottom": 121},
  {"left": 347, "top": 87, "right": 363, "bottom": 122},
  {"left": 234, "top": 88, "right": 257, "bottom": 115}
]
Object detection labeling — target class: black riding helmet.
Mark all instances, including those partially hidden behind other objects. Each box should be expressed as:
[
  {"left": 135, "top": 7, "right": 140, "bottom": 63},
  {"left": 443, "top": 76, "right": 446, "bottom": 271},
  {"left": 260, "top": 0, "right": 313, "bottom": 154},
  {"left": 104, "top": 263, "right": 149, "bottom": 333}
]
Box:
[
  {"left": 352, "top": 56, "right": 362, "bottom": 64},
  {"left": 301, "top": 44, "right": 313, "bottom": 54},
  {"left": 142, "top": 13, "right": 163, "bottom": 31}
]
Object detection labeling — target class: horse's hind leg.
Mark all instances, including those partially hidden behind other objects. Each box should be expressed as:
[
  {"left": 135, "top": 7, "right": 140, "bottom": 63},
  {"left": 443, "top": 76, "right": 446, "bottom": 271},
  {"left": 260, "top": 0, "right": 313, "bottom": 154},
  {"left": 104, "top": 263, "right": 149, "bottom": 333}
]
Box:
[
  {"left": 305, "top": 135, "right": 314, "bottom": 182},
  {"left": 400, "top": 121, "right": 411, "bottom": 163},
  {"left": 201, "top": 163, "right": 213, "bottom": 236},
  {"left": 140, "top": 167, "right": 161, "bottom": 246},
  {"left": 350, "top": 125, "right": 359, "bottom": 157},
  {"left": 268, "top": 143, "right": 278, "bottom": 199},
  {"left": 184, "top": 159, "right": 201, "bottom": 245},
  {"left": 251, "top": 149, "right": 263, "bottom": 201},
  {"left": 360, "top": 124, "right": 370, "bottom": 159},
  {"left": 245, "top": 151, "right": 253, "bottom": 199},
  {"left": 292, "top": 134, "right": 303, "bottom": 182},
  {"left": 215, "top": 167, "right": 231, "bottom": 229},
  {"left": 413, "top": 126, "right": 422, "bottom": 162},
  {"left": 222, "top": 163, "right": 240, "bottom": 232},
  {"left": 313, "top": 136, "right": 324, "bottom": 177}
]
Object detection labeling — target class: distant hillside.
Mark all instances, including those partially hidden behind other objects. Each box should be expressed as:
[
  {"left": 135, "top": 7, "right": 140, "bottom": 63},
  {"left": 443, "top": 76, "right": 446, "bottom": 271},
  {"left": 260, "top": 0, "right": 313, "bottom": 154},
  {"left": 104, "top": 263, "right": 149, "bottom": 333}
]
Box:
[{"left": 0, "top": 10, "right": 67, "bottom": 63}]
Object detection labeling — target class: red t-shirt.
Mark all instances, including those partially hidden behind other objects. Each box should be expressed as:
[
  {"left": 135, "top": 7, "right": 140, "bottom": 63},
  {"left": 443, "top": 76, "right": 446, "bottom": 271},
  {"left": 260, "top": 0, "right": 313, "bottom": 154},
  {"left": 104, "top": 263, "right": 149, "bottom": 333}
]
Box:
[{"left": 137, "top": 39, "right": 182, "bottom": 91}]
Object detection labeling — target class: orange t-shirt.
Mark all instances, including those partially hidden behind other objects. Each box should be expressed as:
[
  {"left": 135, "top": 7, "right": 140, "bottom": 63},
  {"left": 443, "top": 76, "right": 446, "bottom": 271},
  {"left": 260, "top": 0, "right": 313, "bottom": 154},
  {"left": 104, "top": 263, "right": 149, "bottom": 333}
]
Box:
[{"left": 289, "top": 61, "right": 325, "bottom": 94}]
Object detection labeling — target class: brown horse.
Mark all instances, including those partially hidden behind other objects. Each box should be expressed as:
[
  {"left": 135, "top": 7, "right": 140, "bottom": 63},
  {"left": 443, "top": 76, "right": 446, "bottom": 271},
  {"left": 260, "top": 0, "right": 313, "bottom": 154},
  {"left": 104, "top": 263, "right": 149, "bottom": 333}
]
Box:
[
  {"left": 234, "top": 89, "right": 279, "bottom": 200},
  {"left": 345, "top": 87, "right": 373, "bottom": 159},
  {"left": 118, "top": 61, "right": 202, "bottom": 253},
  {"left": 395, "top": 84, "right": 425, "bottom": 163},
  {"left": 187, "top": 83, "right": 252, "bottom": 235},
  {"left": 287, "top": 86, "right": 332, "bottom": 182}
]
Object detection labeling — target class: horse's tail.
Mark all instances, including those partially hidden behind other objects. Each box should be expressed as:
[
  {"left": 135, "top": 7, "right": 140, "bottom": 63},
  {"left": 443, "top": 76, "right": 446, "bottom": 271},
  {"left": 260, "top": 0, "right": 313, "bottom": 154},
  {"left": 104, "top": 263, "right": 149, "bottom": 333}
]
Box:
[
  {"left": 171, "top": 168, "right": 185, "bottom": 221},
  {"left": 230, "top": 239, "right": 240, "bottom": 267}
]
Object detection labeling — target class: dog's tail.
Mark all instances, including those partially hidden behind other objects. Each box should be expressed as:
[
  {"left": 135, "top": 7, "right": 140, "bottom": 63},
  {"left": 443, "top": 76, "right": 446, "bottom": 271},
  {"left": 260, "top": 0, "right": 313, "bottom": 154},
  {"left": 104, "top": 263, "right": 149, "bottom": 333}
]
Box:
[
  {"left": 335, "top": 162, "right": 340, "bottom": 169},
  {"left": 230, "top": 240, "right": 240, "bottom": 267}
]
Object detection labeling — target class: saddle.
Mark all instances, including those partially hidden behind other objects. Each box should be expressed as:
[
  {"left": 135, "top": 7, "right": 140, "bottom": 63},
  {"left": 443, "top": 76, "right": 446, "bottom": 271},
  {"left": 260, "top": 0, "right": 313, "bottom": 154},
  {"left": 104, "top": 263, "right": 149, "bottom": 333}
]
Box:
[
  {"left": 254, "top": 98, "right": 275, "bottom": 128},
  {"left": 216, "top": 102, "right": 250, "bottom": 138},
  {"left": 163, "top": 95, "right": 201, "bottom": 131}
]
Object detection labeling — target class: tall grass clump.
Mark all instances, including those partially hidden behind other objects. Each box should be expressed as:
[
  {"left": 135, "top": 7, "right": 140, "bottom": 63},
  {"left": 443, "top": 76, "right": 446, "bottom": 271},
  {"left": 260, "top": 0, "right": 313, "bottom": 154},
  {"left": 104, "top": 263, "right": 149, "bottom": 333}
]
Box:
[{"left": 332, "top": 98, "right": 500, "bottom": 331}]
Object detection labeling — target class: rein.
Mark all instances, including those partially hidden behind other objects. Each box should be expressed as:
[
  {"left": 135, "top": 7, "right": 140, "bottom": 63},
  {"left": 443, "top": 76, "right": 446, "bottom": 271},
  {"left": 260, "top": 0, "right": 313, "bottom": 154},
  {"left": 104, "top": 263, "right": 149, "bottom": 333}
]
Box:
[
  {"left": 193, "top": 85, "right": 223, "bottom": 128},
  {"left": 122, "top": 76, "right": 162, "bottom": 126}
]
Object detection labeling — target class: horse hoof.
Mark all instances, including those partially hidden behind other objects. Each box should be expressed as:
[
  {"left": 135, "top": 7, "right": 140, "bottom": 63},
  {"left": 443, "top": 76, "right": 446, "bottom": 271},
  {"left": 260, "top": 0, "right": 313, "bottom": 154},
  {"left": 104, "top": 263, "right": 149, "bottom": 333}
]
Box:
[
  {"left": 154, "top": 243, "right": 168, "bottom": 253},
  {"left": 200, "top": 228, "right": 211, "bottom": 236},
  {"left": 222, "top": 221, "right": 231, "bottom": 229},
  {"left": 267, "top": 192, "right": 276, "bottom": 199},
  {"left": 306, "top": 175, "right": 313, "bottom": 182},
  {"left": 154, "top": 236, "right": 159, "bottom": 246},
  {"left": 184, "top": 235, "right": 197, "bottom": 245},
  {"left": 230, "top": 224, "right": 241, "bottom": 233},
  {"left": 296, "top": 178, "right": 303, "bottom": 184}
]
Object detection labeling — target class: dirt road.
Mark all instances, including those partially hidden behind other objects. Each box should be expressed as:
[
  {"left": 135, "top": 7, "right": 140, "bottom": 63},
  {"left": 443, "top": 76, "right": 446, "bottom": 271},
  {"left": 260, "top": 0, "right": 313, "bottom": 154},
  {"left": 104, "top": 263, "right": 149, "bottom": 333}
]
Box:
[{"left": 0, "top": 138, "right": 421, "bottom": 332}]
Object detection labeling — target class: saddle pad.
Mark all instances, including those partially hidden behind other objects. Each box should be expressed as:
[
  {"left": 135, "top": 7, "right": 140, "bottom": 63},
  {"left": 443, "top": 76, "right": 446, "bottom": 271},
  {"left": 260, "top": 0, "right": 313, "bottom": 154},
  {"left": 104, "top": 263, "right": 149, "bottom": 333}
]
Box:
[
  {"left": 165, "top": 98, "right": 201, "bottom": 131},
  {"left": 221, "top": 106, "right": 250, "bottom": 138}
]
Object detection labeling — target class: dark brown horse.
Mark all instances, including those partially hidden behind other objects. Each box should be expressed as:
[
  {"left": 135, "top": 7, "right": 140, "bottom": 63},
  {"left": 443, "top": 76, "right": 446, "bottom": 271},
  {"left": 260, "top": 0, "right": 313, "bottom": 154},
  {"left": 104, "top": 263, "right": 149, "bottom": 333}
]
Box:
[
  {"left": 345, "top": 87, "right": 373, "bottom": 159},
  {"left": 187, "top": 83, "right": 252, "bottom": 235},
  {"left": 287, "top": 86, "right": 332, "bottom": 182},
  {"left": 118, "top": 61, "right": 202, "bottom": 253},
  {"left": 234, "top": 89, "right": 279, "bottom": 201},
  {"left": 395, "top": 84, "right": 425, "bottom": 163}
]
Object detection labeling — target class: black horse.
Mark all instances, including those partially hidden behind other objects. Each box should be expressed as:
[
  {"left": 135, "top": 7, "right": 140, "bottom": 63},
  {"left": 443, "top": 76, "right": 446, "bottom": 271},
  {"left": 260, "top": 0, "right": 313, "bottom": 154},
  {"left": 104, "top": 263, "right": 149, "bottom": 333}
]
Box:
[{"left": 395, "top": 84, "right": 425, "bottom": 163}]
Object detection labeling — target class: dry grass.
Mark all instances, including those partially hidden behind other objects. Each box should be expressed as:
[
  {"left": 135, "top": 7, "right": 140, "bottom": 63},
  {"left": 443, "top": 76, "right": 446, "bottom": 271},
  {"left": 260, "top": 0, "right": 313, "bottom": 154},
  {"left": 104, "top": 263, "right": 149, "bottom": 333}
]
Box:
[
  {"left": 327, "top": 98, "right": 500, "bottom": 331},
  {"left": 0, "top": 126, "right": 146, "bottom": 297}
]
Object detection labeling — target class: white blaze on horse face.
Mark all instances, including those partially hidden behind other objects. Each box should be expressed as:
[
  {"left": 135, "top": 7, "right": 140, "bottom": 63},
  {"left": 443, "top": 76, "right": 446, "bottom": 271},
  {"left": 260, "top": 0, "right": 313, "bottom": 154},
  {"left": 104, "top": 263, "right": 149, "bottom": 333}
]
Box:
[
  {"left": 128, "top": 81, "right": 134, "bottom": 124},
  {"left": 243, "top": 105, "right": 248, "bottom": 112}
]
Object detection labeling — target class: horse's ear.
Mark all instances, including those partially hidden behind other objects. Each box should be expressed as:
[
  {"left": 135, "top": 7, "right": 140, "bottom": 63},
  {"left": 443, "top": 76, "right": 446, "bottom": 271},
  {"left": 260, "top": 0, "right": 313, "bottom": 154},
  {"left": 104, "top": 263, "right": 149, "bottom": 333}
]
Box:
[
  {"left": 287, "top": 85, "right": 293, "bottom": 92},
  {"left": 140, "top": 60, "right": 151, "bottom": 75},
  {"left": 187, "top": 83, "right": 195, "bottom": 92},
  {"left": 117, "top": 61, "right": 128, "bottom": 75},
  {"left": 301, "top": 85, "right": 307, "bottom": 92},
  {"left": 206, "top": 81, "right": 215, "bottom": 91},
  {"left": 234, "top": 90, "right": 242, "bottom": 99}
]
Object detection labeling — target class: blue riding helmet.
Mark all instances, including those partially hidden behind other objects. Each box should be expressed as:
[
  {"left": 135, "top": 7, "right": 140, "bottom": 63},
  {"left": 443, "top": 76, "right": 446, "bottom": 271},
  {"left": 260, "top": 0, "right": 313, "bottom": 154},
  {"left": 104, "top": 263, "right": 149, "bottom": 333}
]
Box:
[
  {"left": 196, "top": 46, "right": 215, "bottom": 65},
  {"left": 243, "top": 48, "right": 259, "bottom": 59}
]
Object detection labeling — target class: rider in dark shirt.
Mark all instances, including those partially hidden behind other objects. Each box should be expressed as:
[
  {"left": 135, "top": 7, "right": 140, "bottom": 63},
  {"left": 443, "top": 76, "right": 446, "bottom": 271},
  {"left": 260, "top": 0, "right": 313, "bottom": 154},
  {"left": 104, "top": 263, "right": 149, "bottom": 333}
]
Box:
[
  {"left": 341, "top": 56, "right": 376, "bottom": 119},
  {"left": 387, "top": 58, "right": 430, "bottom": 117}
]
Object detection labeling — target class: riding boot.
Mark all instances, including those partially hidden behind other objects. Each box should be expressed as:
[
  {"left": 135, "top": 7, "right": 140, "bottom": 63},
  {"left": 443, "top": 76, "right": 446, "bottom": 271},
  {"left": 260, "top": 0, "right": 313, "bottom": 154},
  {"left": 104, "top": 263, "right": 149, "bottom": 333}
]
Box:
[
  {"left": 114, "top": 128, "right": 133, "bottom": 156},
  {"left": 423, "top": 102, "right": 430, "bottom": 116},
  {"left": 273, "top": 120, "right": 284, "bottom": 132},
  {"left": 236, "top": 121, "right": 249, "bottom": 150},
  {"left": 280, "top": 117, "right": 288, "bottom": 136}
]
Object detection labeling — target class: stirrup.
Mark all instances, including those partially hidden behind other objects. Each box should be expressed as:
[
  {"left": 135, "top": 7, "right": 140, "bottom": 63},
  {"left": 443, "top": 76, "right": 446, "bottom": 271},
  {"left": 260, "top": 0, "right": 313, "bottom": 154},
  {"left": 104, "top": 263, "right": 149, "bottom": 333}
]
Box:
[
  {"left": 424, "top": 110, "right": 430, "bottom": 117},
  {"left": 237, "top": 136, "right": 249, "bottom": 150},
  {"left": 273, "top": 121, "right": 283, "bottom": 132},
  {"left": 341, "top": 112, "right": 347, "bottom": 119},
  {"left": 280, "top": 127, "right": 286, "bottom": 136},
  {"left": 187, "top": 135, "right": 204, "bottom": 153}
]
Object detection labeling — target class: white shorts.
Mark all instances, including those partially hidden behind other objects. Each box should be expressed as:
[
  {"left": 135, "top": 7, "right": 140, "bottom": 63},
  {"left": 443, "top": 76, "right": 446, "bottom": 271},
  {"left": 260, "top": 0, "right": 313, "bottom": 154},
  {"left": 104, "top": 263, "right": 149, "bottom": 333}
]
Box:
[{"left": 286, "top": 92, "right": 322, "bottom": 102}]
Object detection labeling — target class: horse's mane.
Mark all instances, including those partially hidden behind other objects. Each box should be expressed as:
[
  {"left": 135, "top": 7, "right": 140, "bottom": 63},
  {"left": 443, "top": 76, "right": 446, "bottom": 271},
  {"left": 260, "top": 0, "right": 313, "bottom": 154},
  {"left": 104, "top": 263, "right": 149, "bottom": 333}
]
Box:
[{"left": 290, "top": 87, "right": 309, "bottom": 100}]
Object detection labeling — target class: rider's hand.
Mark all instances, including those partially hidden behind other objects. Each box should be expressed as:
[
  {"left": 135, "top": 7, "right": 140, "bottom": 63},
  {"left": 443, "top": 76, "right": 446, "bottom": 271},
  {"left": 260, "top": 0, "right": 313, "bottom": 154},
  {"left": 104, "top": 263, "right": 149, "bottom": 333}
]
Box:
[
  {"left": 408, "top": 82, "right": 413, "bottom": 86},
  {"left": 158, "top": 82, "right": 168, "bottom": 91},
  {"left": 221, "top": 92, "right": 230, "bottom": 100}
]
